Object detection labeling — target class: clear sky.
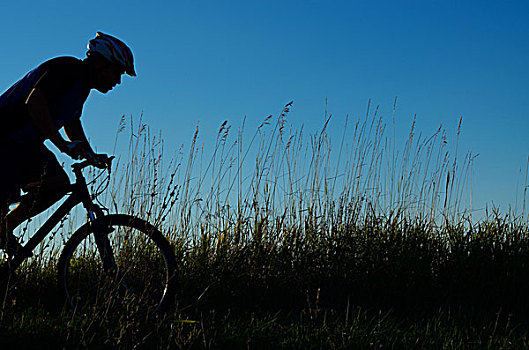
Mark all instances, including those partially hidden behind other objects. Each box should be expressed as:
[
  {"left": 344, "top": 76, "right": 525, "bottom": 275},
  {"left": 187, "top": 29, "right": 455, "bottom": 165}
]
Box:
[{"left": 1, "top": 0, "right": 528, "bottom": 218}]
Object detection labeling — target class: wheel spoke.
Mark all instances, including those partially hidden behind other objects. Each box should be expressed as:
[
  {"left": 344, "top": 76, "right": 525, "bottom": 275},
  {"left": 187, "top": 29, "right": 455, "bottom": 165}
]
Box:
[{"left": 58, "top": 215, "right": 177, "bottom": 314}]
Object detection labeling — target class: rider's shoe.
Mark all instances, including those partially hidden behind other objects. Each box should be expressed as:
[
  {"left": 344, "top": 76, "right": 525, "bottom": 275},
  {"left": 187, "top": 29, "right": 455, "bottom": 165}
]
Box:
[{"left": 1, "top": 233, "right": 32, "bottom": 260}]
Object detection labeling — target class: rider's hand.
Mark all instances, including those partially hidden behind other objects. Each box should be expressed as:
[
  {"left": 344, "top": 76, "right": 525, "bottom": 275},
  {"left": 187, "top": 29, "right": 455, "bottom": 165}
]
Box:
[
  {"left": 86, "top": 151, "right": 112, "bottom": 169},
  {"left": 62, "top": 140, "right": 86, "bottom": 160}
]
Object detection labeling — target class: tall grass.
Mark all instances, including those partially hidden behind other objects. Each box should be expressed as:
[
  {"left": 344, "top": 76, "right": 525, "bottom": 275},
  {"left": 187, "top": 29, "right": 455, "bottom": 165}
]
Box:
[
  {"left": 106, "top": 100, "right": 475, "bottom": 247},
  {"left": 3, "top": 100, "right": 529, "bottom": 348}
]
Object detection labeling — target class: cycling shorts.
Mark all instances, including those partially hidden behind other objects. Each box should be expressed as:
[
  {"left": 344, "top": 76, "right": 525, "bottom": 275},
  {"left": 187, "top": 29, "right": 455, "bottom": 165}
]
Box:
[{"left": 0, "top": 139, "right": 67, "bottom": 205}]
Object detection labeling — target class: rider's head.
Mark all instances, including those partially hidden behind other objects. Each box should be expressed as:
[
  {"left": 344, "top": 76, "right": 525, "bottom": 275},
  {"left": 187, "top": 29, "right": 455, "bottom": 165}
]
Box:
[{"left": 86, "top": 32, "right": 135, "bottom": 93}]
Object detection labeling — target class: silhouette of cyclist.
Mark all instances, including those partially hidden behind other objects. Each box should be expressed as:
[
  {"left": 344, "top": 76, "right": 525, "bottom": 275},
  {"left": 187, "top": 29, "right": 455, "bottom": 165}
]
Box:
[{"left": 0, "top": 32, "right": 135, "bottom": 257}]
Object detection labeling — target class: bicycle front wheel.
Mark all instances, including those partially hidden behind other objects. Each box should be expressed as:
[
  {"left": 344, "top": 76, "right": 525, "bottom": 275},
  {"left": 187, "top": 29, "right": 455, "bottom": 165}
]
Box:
[{"left": 57, "top": 214, "right": 178, "bottom": 314}]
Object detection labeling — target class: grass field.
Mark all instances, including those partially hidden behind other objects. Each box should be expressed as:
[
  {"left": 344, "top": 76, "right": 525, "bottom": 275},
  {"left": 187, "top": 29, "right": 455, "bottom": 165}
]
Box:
[{"left": 1, "top": 102, "right": 529, "bottom": 349}]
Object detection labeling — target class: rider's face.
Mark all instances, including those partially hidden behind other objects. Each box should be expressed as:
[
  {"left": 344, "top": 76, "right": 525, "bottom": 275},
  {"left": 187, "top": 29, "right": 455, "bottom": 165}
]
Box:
[{"left": 95, "top": 63, "right": 124, "bottom": 93}]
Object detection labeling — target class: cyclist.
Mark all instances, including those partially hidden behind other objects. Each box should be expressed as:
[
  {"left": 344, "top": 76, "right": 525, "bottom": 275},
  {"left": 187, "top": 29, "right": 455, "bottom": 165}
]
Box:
[{"left": 0, "top": 32, "right": 135, "bottom": 257}]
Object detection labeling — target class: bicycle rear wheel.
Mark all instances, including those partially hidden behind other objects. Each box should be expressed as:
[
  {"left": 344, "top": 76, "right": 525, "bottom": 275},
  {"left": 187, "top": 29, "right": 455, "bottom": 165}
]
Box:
[{"left": 57, "top": 214, "right": 177, "bottom": 314}]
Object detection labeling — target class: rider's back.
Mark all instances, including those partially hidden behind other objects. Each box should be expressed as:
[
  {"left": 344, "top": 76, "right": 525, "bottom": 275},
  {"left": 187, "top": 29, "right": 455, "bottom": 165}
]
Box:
[{"left": 0, "top": 56, "right": 91, "bottom": 146}]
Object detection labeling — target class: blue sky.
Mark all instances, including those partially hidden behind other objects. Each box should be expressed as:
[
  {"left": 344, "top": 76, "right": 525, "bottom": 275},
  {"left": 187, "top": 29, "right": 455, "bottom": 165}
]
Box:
[{"left": 1, "top": 0, "right": 528, "bottom": 217}]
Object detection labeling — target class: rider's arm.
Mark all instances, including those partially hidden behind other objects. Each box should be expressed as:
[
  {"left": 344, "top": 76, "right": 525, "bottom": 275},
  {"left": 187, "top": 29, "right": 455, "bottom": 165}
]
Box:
[
  {"left": 63, "top": 118, "right": 95, "bottom": 154},
  {"left": 25, "top": 87, "right": 69, "bottom": 152}
]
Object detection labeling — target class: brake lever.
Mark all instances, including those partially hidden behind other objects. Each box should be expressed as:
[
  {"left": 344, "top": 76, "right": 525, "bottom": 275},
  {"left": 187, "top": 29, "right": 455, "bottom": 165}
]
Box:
[{"left": 106, "top": 156, "right": 115, "bottom": 174}]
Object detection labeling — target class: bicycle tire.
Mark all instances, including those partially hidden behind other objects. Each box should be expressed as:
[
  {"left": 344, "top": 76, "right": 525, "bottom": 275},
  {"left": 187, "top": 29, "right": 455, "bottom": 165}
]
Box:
[{"left": 57, "top": 214, "right": 178, "bottom": 314}]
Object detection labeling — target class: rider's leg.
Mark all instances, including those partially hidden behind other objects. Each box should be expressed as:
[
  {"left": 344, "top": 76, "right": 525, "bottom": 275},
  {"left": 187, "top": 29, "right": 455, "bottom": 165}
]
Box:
[
  {"left": 0, "top": 140, "right": 19, "bottom": 249},
  {"left": 3, "top": 144, "right": 69, "bottom": 237},
  {"left": 5, "top": 173, "right": 70, "bottom": 232},
  {"left": 0, "top": 205, "right": 8, "bottom": 247},
  {"left": 5, "top": 150, "right": 70, "bottom": 234}
]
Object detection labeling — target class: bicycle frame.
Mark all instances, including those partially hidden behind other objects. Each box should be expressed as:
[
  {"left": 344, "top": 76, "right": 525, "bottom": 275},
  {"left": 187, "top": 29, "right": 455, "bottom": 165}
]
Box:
[
  {"left": 1, "top": 156, "right": 177, "bottom": 314},
  {"left": 3, "top": 161, "right": 107, "bottom": 270}
]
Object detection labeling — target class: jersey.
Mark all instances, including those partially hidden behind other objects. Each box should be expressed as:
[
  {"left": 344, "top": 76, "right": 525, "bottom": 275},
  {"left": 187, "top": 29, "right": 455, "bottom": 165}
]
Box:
[{"left": 0, "top": 56, "right": 91, "bottom": 146}]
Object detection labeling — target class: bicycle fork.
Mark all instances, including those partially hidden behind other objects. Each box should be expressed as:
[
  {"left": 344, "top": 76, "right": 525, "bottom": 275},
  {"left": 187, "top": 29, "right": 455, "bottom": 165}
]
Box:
[
  {"left": 88, "top": 209, "right": 134, "bottom": 297},
  {"left": 88, "top": 208, "right": 117, "bottom": 272}
]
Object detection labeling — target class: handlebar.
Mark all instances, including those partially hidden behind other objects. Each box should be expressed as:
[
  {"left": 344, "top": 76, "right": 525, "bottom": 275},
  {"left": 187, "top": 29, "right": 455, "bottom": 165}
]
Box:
[{"left": 71, "top": 154, "right": 115, "bottom": 173}]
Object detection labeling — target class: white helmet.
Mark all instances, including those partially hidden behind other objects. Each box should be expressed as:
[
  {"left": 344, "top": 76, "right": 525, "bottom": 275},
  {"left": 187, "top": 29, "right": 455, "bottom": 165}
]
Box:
[{"left": 87, "top": 32, "right": 136, "bottom": 76}]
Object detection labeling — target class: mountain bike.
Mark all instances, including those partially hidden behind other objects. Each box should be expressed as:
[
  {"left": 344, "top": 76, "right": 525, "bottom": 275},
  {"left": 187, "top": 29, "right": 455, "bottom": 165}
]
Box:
[{"left": 0, "top": 155, "right": 178, "bottom": 314}]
